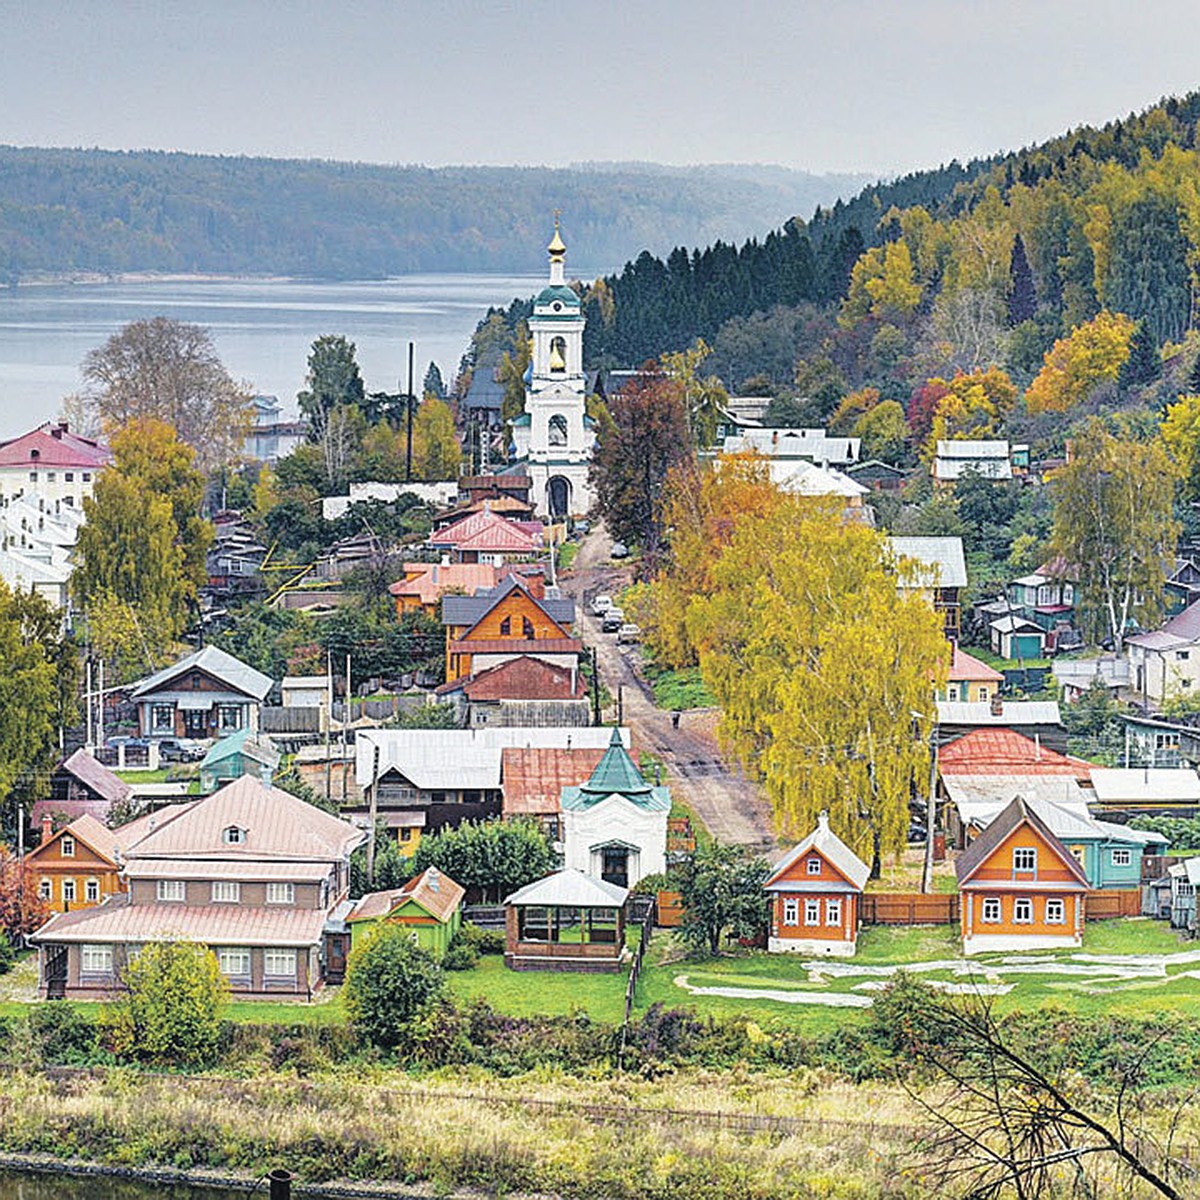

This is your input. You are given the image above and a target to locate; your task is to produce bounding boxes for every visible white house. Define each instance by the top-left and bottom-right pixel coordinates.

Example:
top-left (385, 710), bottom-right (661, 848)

top-left (1124, 601), bottom-right (1200, 707)
top-left (931, 439), bottom-right (1013, 486)
top-left (559, 728), bottom-right (669, 889)
top-left (720, 427), bottom-right (860, 469)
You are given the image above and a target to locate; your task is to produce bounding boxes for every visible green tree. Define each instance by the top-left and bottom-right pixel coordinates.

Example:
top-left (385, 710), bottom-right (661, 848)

top-left (343, 925), bottom-right (445, 1049)
top-left (81, 316), bottom-right (254, 472)
top-left (297, 335), bottom-right (366, 436)
top-left (103, 941), bottom-right (227, 1066)
top-left (852, 399), bottom-right (908, 464)
top-left (675, 842), bottom-right (771, 956)
top-left (661, 338), bottom-right (729, 448)
top-left (1007, 232), bottom-right (1038, 325)
top-left (412, 398), bottom-right (462, 480)
top-left (423, 361), bottom-right (446, 399)
top-left (408, 819), bottom-right (556, 903)
top-left (1118, 320), bottom-right (1162, 389)
top-left (1050, 418), bottom-right (1179, 650)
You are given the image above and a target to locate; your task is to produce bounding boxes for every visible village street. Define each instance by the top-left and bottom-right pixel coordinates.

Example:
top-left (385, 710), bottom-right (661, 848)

top-left (561, 527), bottom-right (778, 855)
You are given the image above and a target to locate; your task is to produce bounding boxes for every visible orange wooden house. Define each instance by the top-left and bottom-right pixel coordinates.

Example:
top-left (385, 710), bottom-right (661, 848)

top-left (955, 795), bottom-right (1089, 955)
top-left (388, 562), bottom-right (501, 618)
top-left (27, 813), bottom-right (124, 914)
top-left (440, 574), bottom-right (582, 684)
top-left (764, 813), bottom-right (870, 956)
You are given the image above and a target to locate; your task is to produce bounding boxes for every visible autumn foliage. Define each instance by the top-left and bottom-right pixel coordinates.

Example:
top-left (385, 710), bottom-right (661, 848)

top-left (1025, 311), bottom-right (1134, 414)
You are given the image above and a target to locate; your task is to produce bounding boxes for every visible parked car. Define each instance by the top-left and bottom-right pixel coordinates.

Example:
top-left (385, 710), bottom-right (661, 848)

top-left (617, 623), bottom-right (642, 644)
top-left (104, 735), bottom-right (149, 750)
top-left (574, 520), bottom-right (591, 536)
top-left (601, 609), bottom-right (625, 633)
top-left (610, 542), bottom-right (630, 559)
top-left (591, 594), bottom-right (614, 617)
top-left (158, 737), bottom-right (207, 763)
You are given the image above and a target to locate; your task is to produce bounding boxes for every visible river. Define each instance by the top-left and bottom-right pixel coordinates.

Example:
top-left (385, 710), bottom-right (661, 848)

top-left (0, 1167), bottom-right (250, 1199)
top-left (0, 272), bottom-right (601, 441)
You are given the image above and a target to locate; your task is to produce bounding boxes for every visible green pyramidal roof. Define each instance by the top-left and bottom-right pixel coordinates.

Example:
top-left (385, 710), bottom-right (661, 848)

top-left (580, 728), bottom-right (652, 797)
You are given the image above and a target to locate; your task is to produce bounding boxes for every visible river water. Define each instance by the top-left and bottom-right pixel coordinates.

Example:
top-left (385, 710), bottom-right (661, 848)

top-left (0, 1168), bottom-right (248, 1199)
top-left (0, 272), bottom-right (599, 440)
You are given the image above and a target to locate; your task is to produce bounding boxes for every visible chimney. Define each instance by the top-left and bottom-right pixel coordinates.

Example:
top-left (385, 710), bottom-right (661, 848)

top-left (990, 694), bottom-right (1003, 717)
top-left (817, 810), bottom-right (830, 832)
top-left (40, 813), bottom-right (52, 844)
top-left (427, 865), bottom-right (440, 892)
top-left (52, 423), bottom-right (66, 439)
top-left (525, 571), bottom-right (545, 600)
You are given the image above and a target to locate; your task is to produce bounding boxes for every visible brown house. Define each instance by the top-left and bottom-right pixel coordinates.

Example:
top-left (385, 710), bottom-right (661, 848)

top-left (26, 814), bottom-right (125, 915)
top-left (441, 574), bottom-right (581, 684)
top-left (31, 775), bottom-right (364, 1000)
top-left (438, 655), bottom-right (591, 727)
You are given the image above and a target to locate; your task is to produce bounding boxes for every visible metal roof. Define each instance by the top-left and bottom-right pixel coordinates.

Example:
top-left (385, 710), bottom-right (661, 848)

top-left (505, 868), bottom-right (629, 908)
top-left (955, 796), bottom-right (1089, 890)
top-left (888, 536), bottom-right (968, 588)
top-left (766, 814), bottom-right (871, 893)
top-left (1089, 769), bottom-right (1200, 805)
top-left (131, 645), bottom-right (272, 702)
top-left (937, 700), bottom-right (1062, 727)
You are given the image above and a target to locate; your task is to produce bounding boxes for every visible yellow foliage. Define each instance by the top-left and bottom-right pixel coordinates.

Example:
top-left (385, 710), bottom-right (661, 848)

top-left (1025, 311), bottom-right (1135, 414)
top-left (920, 367), bottom-right (1017, 457)
top-left (841, 241), bottom-right (922, 326)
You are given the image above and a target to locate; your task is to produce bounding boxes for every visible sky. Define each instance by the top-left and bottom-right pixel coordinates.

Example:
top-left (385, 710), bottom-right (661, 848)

top-left (2, 1), bottom-right (1198, 178)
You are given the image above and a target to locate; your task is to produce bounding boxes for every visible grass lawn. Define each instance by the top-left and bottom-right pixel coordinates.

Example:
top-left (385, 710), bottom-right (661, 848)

top-left (446, 952), bottom-right (629, 1022)
top-left (963, 644), bottom-right (1051, 671)
top-left (114, 766), bottom-right (199, 784)
top-left (644, 663), bottom-right (717, 711)
top-left (557, 541), bottom-right (580, 573)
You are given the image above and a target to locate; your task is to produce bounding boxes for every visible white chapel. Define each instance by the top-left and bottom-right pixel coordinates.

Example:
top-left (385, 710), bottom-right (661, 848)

top-left (512, 220), bottom-right (595, 518)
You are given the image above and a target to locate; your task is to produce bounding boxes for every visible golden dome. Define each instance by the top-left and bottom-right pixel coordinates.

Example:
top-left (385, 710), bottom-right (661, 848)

top-left (547, 212), bottom-right (566, 260)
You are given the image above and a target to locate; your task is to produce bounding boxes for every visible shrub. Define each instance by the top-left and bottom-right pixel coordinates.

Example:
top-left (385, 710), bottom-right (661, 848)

top-left (0, 936), bottom-right (13, 974)
top-left (441, 938), bottom-right (479, 971)
top-left (101, 941), bottom-right (228, 1066)
top-left (457, 921), bottom-right (504, 956)
top-left (27, 1002), bottom-right (98, 1064)
top-left (343, 925), bottom-right (445, 1049)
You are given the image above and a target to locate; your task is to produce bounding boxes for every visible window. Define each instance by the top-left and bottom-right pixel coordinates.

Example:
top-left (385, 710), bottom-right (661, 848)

top-left (217, 948), bottom-right (251, 977)
top-left (61, 879), bottom-right (76, 904)
top-left (1014, 898), bottom-right (1034, 924)
top-left (82, 472), bottom-right (91, 482)
top-left (263, 949), bottom-right (297, 978)
top-left (1178, 650), bottom-right (1191, 661)
top-left (266, 882), bottom-right (295, 905)
top-left (60, 836), bottom-right (75, 858)
top-left (499, 616), bottom-right (512, 635)
top-left (211, 881), bottom-right (240, 903)
top-left (151, 703), bottom-right (174, 732)
top-left (1112, 849), bottom-right (1132, 867)
top-left (28, 471), bottom-right (36, 482)
top-left (804, 899), bottom-right (820, 926)
top-left (1070, 846), bottom-right (1085, 865)
top-left (1180, 882), bottom-right (1196, 898)
top-left (1013, 847), bottom-right (1037, 873)
top-left (38, 878), bottom-right (51, 901)
top-left (978, 687), bottom-right (989, 702)
top-left (522, 616), bottom-right (535, 639)
top-left (399, 827), bottom-right (413, 843)
top-left (1045, 898), bottom-right (1065, 925)
top-left (65, 472), bottom-right (74, 482)
top-left (218, 704), bottom-right (242, 731)
top-left (982, 897), bottom-right (1002, 923)
top-left (431, 791), bottom-right (446, 804)
top-left (80, 945), bottom-right (113, 975)
top-left (826, 898), bottom-right (842, 927)
top-left (156, 879), bottom-right (185, 902)
top-left (222, 826), bottom-right (244, 845)
top-left (783, 897), bottom-right (798, 925)
top-left (806, 856), bottom-right (822, 876)
top-left (946, 685), bottom-right (959, 701)
top-left (85, 878), bottom-right (99, 903)
top-left (46, 472), bottom-right (55, 482)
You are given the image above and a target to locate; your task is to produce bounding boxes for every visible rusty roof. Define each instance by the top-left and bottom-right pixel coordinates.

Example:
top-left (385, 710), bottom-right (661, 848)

top-left (448, 637), bottom-right (583, 657)
top-left (457, 655), bottom-right (587, 701)
top-left (500, 746), bottom-right (607, 816)
top-left (939, 729), bottom-right (1090, 779)
top-left (347, 867), bottom-right (465, 925)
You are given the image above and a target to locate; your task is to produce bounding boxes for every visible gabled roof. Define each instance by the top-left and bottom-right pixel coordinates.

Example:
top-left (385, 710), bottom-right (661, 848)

top-left (447, 637), bottom-right (583, 658)
top-left (1089, 768), bottom-right (1200, 805)
top-left (561, 728), bottom-right (671, 813)
top-left (936, 700), bottom-right (1062, 728)
top-left (446, 655), bottom-right (588, 702)
top-left (939, 729), bottom-right (1088, 779)
top-left (109, 801), bottom-right (198, 859)
top-left (130, 645), bottom-right (273, 702)
top-left (388, 561), bottom-right (501, 605)
top-left (347, 867), bottom-right (465, 925)
top-left (947, 645), bottom-right (1004, 684)
top-left (764, 814), bottom-right (870, 893)
top-left (200, 729), bottom-right (280, 770)
top-left (31, 813), bottom-right (120, 866)
top-left (505, 868), bottom-right (629, 908)
top-left (428, 508), bottom-right (544, 555)
top-left (57, 749), bottom-right (132, 806)
top-left (441, 573), bottom-right (574, 634)
top-left (1126, 598), bottom-right (1200, 650)
top-left (888, 536), bottom-right (968, 588)
top-left (0, 422), bottom-right (111, 470)
top-left (955, 795), bottom-right (1089, 889)
top-left (500, 747), bottom-right (606, 816)
top-left (128, 775), bottom-right (363, 862)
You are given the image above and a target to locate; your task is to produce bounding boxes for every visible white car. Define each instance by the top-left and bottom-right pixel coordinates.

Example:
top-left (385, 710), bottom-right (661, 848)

top-left (601, 609), bottom-right (625, 632)
top-left (617, 623), bottom-right (642, 644)
top-left (591, 594), bottom-right (614, 617)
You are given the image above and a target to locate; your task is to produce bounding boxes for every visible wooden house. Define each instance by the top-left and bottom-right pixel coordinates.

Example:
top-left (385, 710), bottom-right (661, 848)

top-left (499, 745), bottom-right (605, 840)
top-left (345, 866), bottom-right (464, 957)
top-left (1168, 858), bottom-right (1198, 932)
top-left (955, 796), bottom-right (1090, 954)
top-left (441, 573), bottom-right (581, 684)
top-left (504, 868), bottom-right (628, 972)
top-left (388, 561), bottom-right (501, 618)
top-left (942, 645), bottom-right (1004, 705)
top-left (27, 813), bottom-right (124, 914)
top-left (436, 654), bottom-right (590, 727)
top-left (427, 507), bottom-right (544, 565)
top-left (32, 749), bottom-right (132, 829)
top-left (764, 813), bottom-right (870, 956)
top-left (888, 536), bottom-right (968, 641)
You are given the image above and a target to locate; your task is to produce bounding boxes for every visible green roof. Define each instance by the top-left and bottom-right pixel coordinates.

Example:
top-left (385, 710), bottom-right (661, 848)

top-left (560, 729), bottom-right (671, 812)
top-left (535, 284), bottom-right (581, 309)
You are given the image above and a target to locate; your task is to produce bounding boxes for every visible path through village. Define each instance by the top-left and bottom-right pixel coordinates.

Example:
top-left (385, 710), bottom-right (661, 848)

top-left (560, 527), bottom-right (777, 856)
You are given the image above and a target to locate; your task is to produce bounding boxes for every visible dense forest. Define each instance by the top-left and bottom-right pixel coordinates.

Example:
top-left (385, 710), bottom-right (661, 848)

top-left (0, 147), bottom-right (869, 282)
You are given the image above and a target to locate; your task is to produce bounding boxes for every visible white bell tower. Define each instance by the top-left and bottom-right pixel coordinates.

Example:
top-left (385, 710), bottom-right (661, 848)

top-left (519, 218), bottom-right (594, 519)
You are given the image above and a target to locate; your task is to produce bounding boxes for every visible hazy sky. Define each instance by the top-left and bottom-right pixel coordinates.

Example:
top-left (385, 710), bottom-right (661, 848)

top-left (2, 1), bottom-right (1198, 177)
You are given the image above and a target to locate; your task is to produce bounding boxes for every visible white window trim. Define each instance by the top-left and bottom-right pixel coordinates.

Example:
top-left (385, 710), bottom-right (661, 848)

top-left (825, 898), bottom-right (842, 927)
top-left (80, 944), bottom-right (113, 975)
top-left (981, 897), bottom-right (1002, 924)
top-left (38, 878), bottom-right (52, 901)
top-left (1013, 847), bottom-right (1037, 873)
top-left (211, 880), bottom-right (240, 904)
top-left (1045, 898), bottom-right (1065, 925)
top-left (782, 897), bottom-right (798, 925)
top-left (217, 947), bottom-right (252, 977)
top-left (804, 899), bottom-right (820, 926)
top-left (85, 878), bottom-right (99, 903)
top-left (60, 836), bottom-right (75, 858)
top-left (805, 856), bottom-right (822, 876)
top-left (61, 879), bottom-right (76, 903)
top-left (265, 882), bottom-right (295, 905)
top-left (263, 948), bottom-right (297, 978)
top-left (1013, 898), bottom-right (1034, 925)
top-left (156, 879), bottom-right (185, 902)
top-left (1111, 849), bottom-right (1131, 867)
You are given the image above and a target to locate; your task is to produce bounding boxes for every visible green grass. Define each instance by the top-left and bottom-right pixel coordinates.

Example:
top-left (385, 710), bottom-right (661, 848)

top-left (114, 766), bottom-right (199, 784)
top-left (557, 541), bottom-right (580, 573)
top-left (643, 663), bottom-right (717, 711)
top-left (962, 644), bottom-right (1051, 671)
top-left (445, 952), bottom-right (629, 1022)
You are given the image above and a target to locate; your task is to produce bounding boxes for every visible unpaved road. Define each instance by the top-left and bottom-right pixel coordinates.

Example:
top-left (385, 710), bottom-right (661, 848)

top-left (560, 526), bottom-right (777, 854)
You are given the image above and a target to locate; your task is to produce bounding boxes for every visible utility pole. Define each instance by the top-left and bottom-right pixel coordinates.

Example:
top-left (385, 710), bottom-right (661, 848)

top-left (97, 658), bottom-right (104, 750)
top-left (366, 739), bottom-right (380, 885)
top-left (921, 720), bottom-right (939, 895)
top-left (324, 650), bottom-right (333, 802)
top-left (591, 647), bottom-right (601, 726)
top-left (85, 660), bottom-right (93, 749)
top-left (342, 653), bottom-right (351, 803)
top-left (404, 340), bottom-right (415, 482)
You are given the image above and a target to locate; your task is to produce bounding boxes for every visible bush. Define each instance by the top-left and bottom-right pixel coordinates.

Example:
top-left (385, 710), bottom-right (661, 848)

top-left (457, 921), bottom-right (505, 956)
top-left (101, 941), bottom-right (228, 1067)
top-left (441, 938), bottom-right (479, 971)
top-left (343, 925), bottom-right (445, 1049)
top-left (0, 937), bottom-right (13, 974)
top-left (27, 1002), bottom-right (98, 1064)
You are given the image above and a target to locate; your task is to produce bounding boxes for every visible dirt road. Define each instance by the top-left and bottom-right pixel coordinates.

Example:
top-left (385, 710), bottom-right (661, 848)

top-left (561, 527), bottom-right (777, 855)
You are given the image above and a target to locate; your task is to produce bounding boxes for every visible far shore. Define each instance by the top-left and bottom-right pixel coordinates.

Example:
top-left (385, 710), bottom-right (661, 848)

top-left (7, 271), bottom-right (299, 289)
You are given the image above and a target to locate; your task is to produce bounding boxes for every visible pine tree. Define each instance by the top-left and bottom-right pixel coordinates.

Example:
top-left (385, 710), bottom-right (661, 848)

top-left (1118, 320), bottom-right (1161, 390)
top-left (1189, 352), bottom-right (1200, 394)
top-left (422, 361), bottom-right (446, 400)
top-left (1007, 233), bottom-right (1038, 326)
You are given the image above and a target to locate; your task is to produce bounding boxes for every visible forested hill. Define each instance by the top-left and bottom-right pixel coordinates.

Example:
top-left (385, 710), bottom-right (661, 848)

top-left (577, 90), bottom-right (1200, 373)
top-left (0, 147), bottom-right (871, 282)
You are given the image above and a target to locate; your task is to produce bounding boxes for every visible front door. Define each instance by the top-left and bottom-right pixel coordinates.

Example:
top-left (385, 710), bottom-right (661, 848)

top-left (324, 933), bottom-right (350, 984)
top-left (183, 709), bottom-right (209, 738)
top-left (44, 946), bottom-right (68, 1000)
top-left (601, 847), bottom-right (629, 889)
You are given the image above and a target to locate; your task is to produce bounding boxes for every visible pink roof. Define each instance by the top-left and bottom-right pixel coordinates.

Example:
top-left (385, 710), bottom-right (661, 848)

top-left (430, 508), bottom-right (544, 555)
top-left (388, 561), bottom-right (501, 605)
top-left (0, 423), bottom-right (111, 470)
top-left (347, 867), bottom-right (465, 925)
top-left (939, 729), bottom-right (1091, 779)
top-left (947, 645), bottom-right (1004, 684)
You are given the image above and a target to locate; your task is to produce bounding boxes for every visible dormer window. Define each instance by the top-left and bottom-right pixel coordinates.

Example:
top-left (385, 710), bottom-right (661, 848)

top-left (223, 826), bottom-right (245, 845)
top-left (60, 836), bottom-right (75, 858)
top-left (806, 856), bottom-right (821, 876)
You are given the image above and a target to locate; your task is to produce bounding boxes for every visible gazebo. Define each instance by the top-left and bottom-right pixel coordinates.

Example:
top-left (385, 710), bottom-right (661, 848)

top-left (503, 868), bottom-right (629, 972)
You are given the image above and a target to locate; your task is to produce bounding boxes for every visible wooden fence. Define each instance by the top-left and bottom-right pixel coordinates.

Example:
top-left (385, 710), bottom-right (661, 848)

top-left (860, 893), bottom-right (959, 926)
top-left (619, 909), bottom-right (655, 1061)
top-left (1083, 889), bottom-right (1142, 920)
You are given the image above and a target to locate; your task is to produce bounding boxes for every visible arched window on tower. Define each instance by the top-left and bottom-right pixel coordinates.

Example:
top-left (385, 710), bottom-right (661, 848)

top-left (548, 414), bottom-right (568, 446)
top-left (549, 336), bottom-right (567, 373)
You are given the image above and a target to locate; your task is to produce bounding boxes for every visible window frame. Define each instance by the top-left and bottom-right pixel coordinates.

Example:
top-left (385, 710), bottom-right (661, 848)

top-left (38, 878), bottom-right (52, 902)
top-left (263, 948), bottom-right (297, 978)
top-left (804, 899), bottom-right (820, 926)
top-left (60, 835), bottom-right (75, 858)
top-left (805, 856), bottom-right (822, 876)
top-left (981, 897), bottom-right (1002, 924)
top-left (782, 897), bottom-right (798, 925)
top-left (265, 882), bottom-right (295, 906)
top-left (85, 878), bottom-right (99, 903)
top-left (1045, 898), bottom-right (1065, 925)
top-left (1111, 848), bottom-right (1132, 867)
top-left (1012, 847), bottom-right (1037, 873)
top-left (156, 879), bottom-right (185, 902)
top-left (1013, 897), bottom-right (1034, 924)
top-left (211, 880), bottom-right (241, 904)
top-left (217, 947), bottom-right (252, 978)
top-left (61, 878), bottom-right (76, 904)
top-left (80, 944), bottom-right (113, 975)
top-left (825, 898), bottom-right (842, 927)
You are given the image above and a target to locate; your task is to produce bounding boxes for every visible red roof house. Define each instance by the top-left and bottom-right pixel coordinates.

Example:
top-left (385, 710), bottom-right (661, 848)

top-left (938, 729), bottom-right (1092, 781)
top-left (428, 507), bottom-right (545, 563)
top-left (0, 422), bottom-right (111, 471)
